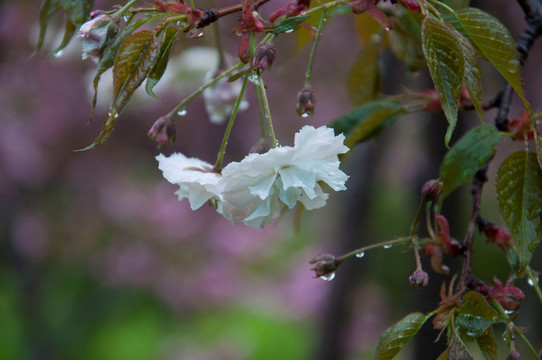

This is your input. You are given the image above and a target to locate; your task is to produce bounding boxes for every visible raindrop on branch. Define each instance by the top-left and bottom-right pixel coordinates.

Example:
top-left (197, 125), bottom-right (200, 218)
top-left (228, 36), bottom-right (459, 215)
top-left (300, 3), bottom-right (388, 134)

top-left (355, 251), bottom-right (365, 258)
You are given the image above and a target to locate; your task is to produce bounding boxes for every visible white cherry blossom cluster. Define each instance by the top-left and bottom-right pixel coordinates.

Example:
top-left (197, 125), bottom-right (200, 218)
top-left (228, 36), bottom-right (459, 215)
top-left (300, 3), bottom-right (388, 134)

top-left (156, 125), bottom-right (349, 228)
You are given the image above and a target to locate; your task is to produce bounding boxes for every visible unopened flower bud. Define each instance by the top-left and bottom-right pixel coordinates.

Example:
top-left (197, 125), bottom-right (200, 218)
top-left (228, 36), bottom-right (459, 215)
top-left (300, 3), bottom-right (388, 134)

top-left (309, 254), bottom-right (341, 279)
top-left (147, 116), bottom-right (176, 145)
top-left (251, 43), bottom-right (276, 72)
top-left (506, 350), bottom-right (521, 360)
top-left (409, 270), bottom-right (429, 288)
top-left (78, 13), bottom-right (119, 63)
top-left (238, 33), bottom-right (251, 64)
top-left (296, 86), bottom-right (316, 117)
top-left (421, 179), bottom-right (443, 202)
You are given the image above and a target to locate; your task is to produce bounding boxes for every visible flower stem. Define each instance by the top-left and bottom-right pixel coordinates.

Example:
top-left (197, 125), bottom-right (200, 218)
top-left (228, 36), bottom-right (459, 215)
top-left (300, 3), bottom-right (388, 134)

top-left (339, 236), bottom-right (413, 262)
top-left (304, 8), bottom-right (327, 86)
top-left (257, 75), bottom-right (277, 147)
top-left (214, 75), bottom-right (250, 171)
top-left (515, 329), bottom-right (540, 359)
top-left (166, 62), bottom-right (244, 119)
top-left (254, 82), bottom-right (267, 140)
top-left (301, 1), bottom-right (345, 16)
top-left (115, 0), bottom-right (139, 17)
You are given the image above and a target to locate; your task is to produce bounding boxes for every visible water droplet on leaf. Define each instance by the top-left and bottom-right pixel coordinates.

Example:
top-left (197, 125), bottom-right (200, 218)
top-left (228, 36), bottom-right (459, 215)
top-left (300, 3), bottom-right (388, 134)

top-left (320, 272), bottom-right (335, 281)
top-left (285, 29), bottom-right (294, 34)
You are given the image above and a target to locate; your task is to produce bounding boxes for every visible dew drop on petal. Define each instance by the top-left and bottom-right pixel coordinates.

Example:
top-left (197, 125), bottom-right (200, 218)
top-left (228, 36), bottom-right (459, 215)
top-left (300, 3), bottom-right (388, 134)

top-left (355, 251), bottom-right (365, 258)
top-left (383, 244), bottom-right (392, 249)
top-left (320, 272), bottom-right (335, 281)
top-left (177, 109), bottom-right (187, 116)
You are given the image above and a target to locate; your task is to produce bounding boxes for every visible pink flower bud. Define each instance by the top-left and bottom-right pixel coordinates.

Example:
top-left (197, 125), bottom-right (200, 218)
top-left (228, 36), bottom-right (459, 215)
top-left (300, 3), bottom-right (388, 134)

top-left (238, 33), bottom-right (251, 64)
top-left (409, 270), bottom-right (429, 288)
top-left (147, 116), bottom-right (176, 145)
top-left (252, 43), bottom-right (276, 72)
top-left (78, 13), bottom-right (119, 64)
top-left (421, 179), bottom-right (443, 202)
top-left (296, 86), bottom-right (316, 117)
top-left (309, 254), bottom-right (341, 279)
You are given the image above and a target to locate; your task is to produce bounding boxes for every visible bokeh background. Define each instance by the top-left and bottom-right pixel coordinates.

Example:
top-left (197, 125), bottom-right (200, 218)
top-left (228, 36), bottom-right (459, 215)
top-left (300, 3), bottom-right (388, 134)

top-left (1, 0), bottom-right (541, 359)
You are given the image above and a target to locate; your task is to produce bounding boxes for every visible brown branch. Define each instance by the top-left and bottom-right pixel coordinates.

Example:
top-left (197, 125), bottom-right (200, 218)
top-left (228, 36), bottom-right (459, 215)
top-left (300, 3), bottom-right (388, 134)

top-left (458, 162), bottom-right (490, 291)
top-left (495, 0), bottom-right (542, 129)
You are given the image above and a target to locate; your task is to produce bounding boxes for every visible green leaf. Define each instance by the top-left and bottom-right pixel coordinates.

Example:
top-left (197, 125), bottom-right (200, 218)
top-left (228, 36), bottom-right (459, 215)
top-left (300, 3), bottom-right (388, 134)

top-left (448, 332), bottom-right (474, 360)
top-left (455, 292), bottom-right (501, 340)
top-left (496, 151), bottom-right (542, 270)
top-left (454, 27), bottom-right (483, 120)
top-left (35, 0), bottom-right (61, 53)
top-left (422, 17), bottom-right (465, 146)
top-left (376, 312), bottom-right (428, 360)
top-left (88, 23), bottom-right (138, 123)
top-left (81, 30), bottom-right (158, 150)
top-left (273, 15), bottom-right (310, 35)
top-left (330, 100), bottom-right (405, 148)
top-left (146, 26), bottom-right (178, 98)
top-left (440, 0), bottom-right (470, 10)
top-left (439, 126), bottom-right (501, 199)
top-left (59, 0), bottom-right (93, 26)
top-left (388, 10), bottom-right (426, 68)
top-left (34, 0), bottom-right (93, 54)
top-left (476, 327), bottom-right (497, 360)
top-left (347, 41), bottom-right (381, 106)
top-left (450, 8), bottom-right (531, 113)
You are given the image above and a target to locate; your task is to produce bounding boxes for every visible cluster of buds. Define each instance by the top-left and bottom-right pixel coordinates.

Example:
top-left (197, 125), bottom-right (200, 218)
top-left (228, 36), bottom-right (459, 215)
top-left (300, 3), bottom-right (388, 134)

top-left (504, 110), bottom-right (539, 140)
top-left (155, 0), bottom-right (218, 33)
top-left (346, 0), bottom-right (392, 30)
top-left (476, 217), bottom-right (514, 251)
top-left (469, 276), bottom-right (525, 312)
top-left (269, 0), bottom-right (310, 22)
top-left (422, 215), bottom-right (462, 274)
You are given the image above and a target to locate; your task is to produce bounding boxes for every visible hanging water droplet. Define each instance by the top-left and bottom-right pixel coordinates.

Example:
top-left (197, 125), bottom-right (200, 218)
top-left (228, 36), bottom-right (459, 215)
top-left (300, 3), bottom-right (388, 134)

top-left (528, 278), bottom-right (535, 286)
top-left (248, 74), bottom-right (259, 84)
top-left (177, 109), bottom-right (187, 116)
top-left (355, 251), bottom-right (365, 258)
top-left (505, 310), bottom-right (515, 315)
top-left (285, 29), bottom-right (294, 34)
top-left (122, 15), bottom-right (129, 22)
top-left (320, 272), bottom-right (335, 281)
top-left (508, 59), bottom-right (520, 72)
top-left (383, 244), bottom-right (392, 249)
top-left (384, 26), bottom-right (391, 31)
top-left (370, 34), bottom-right (381, 43)
top-left (301, 112), bottom-right (309, 118)
top-left (53, 49), bottom-right (64, 58)
top-left (185, 28), bottom-right (204, 39)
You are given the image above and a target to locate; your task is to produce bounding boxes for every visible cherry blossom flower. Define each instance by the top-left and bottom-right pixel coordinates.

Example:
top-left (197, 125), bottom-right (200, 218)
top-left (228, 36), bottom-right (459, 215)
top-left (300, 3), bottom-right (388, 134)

top-left (78, 13), bottom-right (119, 63)
top-left (156, 153), bottom-right (221, 210)
top-left (219, 125), bottom-right (349, 228)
